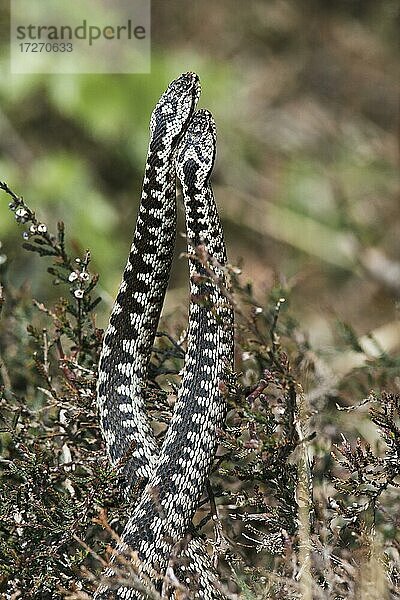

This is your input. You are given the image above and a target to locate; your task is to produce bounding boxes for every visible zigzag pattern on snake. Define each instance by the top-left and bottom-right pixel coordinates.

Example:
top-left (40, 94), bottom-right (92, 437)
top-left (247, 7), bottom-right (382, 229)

top-left (96, 74), bottom-right (234, 599)
top-left (97, 73), bottom-right (200, 491)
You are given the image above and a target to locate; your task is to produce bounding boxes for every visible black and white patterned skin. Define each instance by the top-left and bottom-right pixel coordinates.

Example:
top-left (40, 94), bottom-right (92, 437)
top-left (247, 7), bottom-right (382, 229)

top-left (95, 80), bottom-right (233, 599)
top-left (97, 73), bottom-right (200, 491)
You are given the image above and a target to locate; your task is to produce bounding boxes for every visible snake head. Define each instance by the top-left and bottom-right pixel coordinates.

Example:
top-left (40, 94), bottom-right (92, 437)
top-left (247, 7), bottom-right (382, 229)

top-left (149, 72), bottom-right (201, 149)
top-left (176, 109), bottom-right (217, 188)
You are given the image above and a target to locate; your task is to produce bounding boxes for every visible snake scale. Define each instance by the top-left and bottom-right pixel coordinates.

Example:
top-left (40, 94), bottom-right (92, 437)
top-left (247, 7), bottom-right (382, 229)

top-left (96, 73), bottom-right (234, 599)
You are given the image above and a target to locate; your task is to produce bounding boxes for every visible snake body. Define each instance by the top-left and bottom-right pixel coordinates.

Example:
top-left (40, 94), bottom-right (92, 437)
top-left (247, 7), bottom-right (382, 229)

top-left (97, 73), bottom-right (200, 491)
top-left (96, 76), bottom-right (233, 599)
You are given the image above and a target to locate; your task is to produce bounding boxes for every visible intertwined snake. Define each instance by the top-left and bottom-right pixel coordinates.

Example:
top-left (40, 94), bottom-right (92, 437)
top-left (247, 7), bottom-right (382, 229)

top-left (96, 73), bottom-right (234, 599)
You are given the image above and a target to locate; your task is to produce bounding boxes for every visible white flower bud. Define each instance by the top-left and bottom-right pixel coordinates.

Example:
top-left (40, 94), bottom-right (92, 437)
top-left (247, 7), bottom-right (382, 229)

top-left (15, 208), bottom-right (28, 218)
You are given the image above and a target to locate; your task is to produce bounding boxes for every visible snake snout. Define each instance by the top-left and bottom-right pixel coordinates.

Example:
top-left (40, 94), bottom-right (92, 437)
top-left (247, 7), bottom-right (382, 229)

top-left (169, 71), bottom-right (200, 97)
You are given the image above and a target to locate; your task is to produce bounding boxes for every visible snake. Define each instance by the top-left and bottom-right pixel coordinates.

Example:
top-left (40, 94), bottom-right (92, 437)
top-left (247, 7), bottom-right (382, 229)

top-left (95, 75), bottom-right (234, 599)
top-left (97, 72), bottom-right (200, 491)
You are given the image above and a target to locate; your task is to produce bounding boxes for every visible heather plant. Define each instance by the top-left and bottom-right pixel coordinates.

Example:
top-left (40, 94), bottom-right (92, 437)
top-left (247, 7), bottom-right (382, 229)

top-left (0, 182), bottom-right (399, 599)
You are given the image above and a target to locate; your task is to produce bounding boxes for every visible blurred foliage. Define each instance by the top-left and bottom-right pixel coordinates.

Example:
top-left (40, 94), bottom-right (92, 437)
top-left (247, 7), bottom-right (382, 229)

top-left (0, 1), bottom-right (398, 330)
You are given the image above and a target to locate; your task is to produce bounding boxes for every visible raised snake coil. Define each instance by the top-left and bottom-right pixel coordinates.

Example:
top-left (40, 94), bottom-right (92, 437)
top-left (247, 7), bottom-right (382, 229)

top-left (96, 74), bottom-right (234, 599)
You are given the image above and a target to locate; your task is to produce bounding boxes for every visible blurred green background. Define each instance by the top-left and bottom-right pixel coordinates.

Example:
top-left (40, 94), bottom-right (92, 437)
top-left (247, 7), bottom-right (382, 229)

top-left (0, 0), bottom-right (399, 361)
